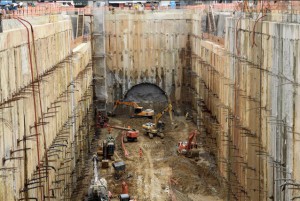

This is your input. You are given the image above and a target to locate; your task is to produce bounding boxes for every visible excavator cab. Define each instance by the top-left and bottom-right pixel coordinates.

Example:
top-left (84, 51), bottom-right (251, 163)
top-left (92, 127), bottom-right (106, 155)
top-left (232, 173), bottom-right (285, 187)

top-left (177, 130), bottom-right (199, 158)
top-left (156, 120), bottom-right (165, 131)
top-left (134, 107), bottom-right (143, 113)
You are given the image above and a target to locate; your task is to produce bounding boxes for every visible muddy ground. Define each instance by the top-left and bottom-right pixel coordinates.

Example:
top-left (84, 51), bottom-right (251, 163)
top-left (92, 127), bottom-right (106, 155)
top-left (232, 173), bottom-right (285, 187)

top-left (92, 113), bottom-right (225, 201)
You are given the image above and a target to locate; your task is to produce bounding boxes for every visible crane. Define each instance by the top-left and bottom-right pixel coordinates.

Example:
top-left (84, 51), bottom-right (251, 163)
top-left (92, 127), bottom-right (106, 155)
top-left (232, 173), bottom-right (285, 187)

top-left (177, 130), bottom-right (199, 158)
top-left (142, 103), bottom-right (175, 139)
top-left (108, 100), bottom-right (154, 118)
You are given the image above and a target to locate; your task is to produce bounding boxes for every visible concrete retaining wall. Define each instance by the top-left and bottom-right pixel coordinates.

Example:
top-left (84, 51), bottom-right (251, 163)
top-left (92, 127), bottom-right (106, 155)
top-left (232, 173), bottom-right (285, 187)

top-left (190, 12), bottom-right (300, 201)
top-left (0, 16), bottom-right (93, 201)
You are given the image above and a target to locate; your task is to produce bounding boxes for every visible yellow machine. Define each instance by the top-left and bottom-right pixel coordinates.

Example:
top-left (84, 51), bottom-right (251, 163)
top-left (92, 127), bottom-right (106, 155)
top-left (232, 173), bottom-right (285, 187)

top-left (142, 103), bottom-right (175, 139)
top-left (109, 100), bottom-right (154, 118)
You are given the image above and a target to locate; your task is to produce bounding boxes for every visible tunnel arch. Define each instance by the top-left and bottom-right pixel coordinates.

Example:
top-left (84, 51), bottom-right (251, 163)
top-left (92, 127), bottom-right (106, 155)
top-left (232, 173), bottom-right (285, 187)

top-left (123, 83), bottom-right (168, 103)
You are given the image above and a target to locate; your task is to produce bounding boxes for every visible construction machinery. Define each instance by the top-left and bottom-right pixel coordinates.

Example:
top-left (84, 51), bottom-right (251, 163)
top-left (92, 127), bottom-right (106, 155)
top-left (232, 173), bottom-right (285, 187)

top-left (142, 103), bottom-right (175, 139)
top-left (177, 130), bottom-right (199, 158)
top-left (98, 135), bottom-right (115, 165)
top-left (88, 155), bottom-right (111, 201)
top-left (109, 125), bottom-right (139, 142)
top-left (108, 100), bottom-right (154, 118)
top-left (112, 161), bottom-right (126, 180)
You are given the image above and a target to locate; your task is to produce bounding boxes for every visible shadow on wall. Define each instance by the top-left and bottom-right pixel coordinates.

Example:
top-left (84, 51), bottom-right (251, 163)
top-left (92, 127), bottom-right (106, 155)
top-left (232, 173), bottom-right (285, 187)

top-left (123, 83), bottom-right (168, 103)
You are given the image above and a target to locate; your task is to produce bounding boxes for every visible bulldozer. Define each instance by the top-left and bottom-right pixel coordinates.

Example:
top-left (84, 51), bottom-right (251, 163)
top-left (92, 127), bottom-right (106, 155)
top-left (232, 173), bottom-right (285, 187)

top-left (142, 103), bottom-right (176, 139)
top-left (177, 130), bottom-right (199, 158)
top-left (108, 100), bottom-right (154, 118)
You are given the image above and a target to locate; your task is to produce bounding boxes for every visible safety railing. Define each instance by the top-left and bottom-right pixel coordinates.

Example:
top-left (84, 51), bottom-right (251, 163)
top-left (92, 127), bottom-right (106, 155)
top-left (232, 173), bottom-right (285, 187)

top-left (1, 4), bottom-right (95, 18)
top-left (1, 2), bottom-right (300, 19)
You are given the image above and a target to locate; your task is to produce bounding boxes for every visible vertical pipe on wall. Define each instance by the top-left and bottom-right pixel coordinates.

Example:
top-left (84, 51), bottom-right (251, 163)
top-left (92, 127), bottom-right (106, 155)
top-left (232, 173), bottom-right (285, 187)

top-left (17, 17), bottom-right (51, 201)
top-left (70, 57), bottom-right (77, 192)
top-left (258, 16), bottom-right (262, 201)
top-left (23, 115), bottom-right (28, 201)
top-left (14, 18), bottom-right (43, 200)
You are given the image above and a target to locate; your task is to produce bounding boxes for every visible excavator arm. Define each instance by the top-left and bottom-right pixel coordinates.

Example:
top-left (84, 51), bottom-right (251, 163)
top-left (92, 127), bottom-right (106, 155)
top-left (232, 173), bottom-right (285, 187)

top-left (114, 100), bottom-right (140, 108)
top-left (154, 103), bottom-right (173, 127)
top-left (110, 100), bottom-right (143, 115)
top-left (187, 130), bottom-right (197, 150)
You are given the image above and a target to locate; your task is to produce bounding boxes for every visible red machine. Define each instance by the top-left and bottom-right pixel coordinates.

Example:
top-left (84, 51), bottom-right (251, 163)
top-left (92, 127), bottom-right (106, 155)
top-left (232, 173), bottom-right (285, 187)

top-left (177, 130), bottom-right (199, 157)
top-left (96, 111), bottom-right (109, 128)
top-left (122, 129), bottom-right (139, 142)
top-left (122, 181), bottom-right (128, 194)
top-left (110, 125), bottom-right (139, 142)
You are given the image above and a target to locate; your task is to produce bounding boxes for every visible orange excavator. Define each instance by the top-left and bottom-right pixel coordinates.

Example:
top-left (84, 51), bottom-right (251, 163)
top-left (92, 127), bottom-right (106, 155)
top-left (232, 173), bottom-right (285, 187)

top-left (177, 130), bottom-right (199, 158)
top-left (108, 100), bottom-right (154, 118)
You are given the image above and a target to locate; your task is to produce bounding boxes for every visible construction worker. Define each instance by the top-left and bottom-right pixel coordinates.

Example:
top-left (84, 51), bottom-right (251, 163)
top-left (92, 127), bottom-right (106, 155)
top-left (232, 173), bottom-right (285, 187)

top-left (108, 191), bottom-right (112, 199)
top-left (139, 147), bottom-right (143, 159)
top-left (122, 181), bottom-right (128, 194)
top-left (151, 3), bottom-right (155, 11)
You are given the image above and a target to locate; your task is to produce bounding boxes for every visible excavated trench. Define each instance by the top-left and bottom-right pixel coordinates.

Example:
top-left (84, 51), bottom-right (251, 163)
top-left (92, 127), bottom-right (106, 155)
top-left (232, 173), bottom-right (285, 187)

top-left (76, 83), bottom-right (224, 201)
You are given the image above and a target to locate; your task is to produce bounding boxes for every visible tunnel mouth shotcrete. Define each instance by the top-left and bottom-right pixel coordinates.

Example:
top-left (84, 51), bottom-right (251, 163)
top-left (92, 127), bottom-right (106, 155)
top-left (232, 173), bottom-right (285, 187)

top-left (123, 83), bottom-right (168, 103)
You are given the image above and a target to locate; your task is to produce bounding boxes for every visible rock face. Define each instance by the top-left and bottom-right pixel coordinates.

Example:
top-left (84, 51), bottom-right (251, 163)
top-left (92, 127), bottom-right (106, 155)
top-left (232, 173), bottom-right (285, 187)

top-left (124, 83), bottom-right (168, 103)
top-left (105, 11), bottom-right (192, 107)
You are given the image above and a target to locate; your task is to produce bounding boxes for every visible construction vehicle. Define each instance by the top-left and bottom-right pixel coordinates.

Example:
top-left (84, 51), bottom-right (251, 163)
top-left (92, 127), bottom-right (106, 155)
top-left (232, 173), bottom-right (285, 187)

top-left (98, 135), bottom-right (115, 163)
top-left (142, 103), bottom-right (175, 139)
top-left (109, 100), bottom-right (154, 118)
top-left (109, 125), bottom-right (139, 142)
top-left (88, 155), bottom-right (111, 201)
top-left (112, 161), bottom-right (126, 180)
top-left (177, 130), bottom-right (199, 158)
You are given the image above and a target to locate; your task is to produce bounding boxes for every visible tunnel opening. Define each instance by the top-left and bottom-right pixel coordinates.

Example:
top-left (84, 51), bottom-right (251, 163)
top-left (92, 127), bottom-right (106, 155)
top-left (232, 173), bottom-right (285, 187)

top-left (109, 83), bottom-right (170, 117)
top-left (123, 83), bottom-right (168, 103)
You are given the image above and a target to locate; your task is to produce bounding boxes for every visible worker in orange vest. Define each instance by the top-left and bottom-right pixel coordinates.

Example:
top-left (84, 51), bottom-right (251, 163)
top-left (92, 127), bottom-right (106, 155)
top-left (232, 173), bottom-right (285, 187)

top-left (122, 181), bottom-right (128, 194)
top-left (139, 147), bottom-right (143, 159)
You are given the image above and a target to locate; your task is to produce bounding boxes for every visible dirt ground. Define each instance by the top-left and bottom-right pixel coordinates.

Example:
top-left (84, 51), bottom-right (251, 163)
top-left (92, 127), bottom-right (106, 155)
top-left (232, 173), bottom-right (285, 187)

top-left (95, 114), bottom-right (224, 201)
